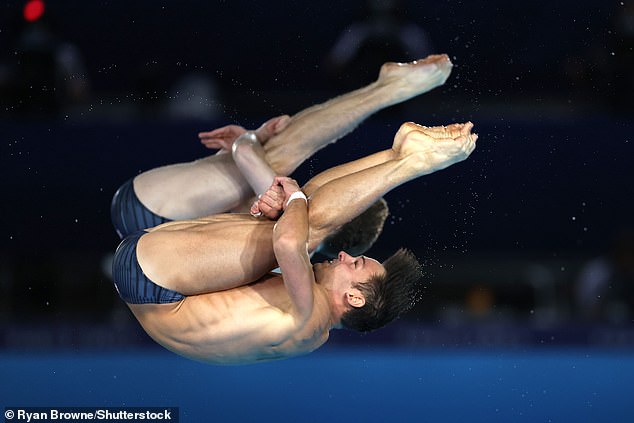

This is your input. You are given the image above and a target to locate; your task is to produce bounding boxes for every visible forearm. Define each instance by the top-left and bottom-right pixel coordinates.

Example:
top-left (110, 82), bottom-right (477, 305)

top-left (273, 196), bottom-right (314, 320)
top-left (273, 195), bottom-right (309, 247)
top-left (232, 132), bottom-right (277, 196)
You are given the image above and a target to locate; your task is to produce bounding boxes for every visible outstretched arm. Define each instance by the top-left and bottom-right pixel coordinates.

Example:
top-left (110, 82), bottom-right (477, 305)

top-left (272, 177), bottom-right (315, 324)
top-left (199, 116), bottom-right (291, 219)
top-left (198, 115), bottom-right (290, 153)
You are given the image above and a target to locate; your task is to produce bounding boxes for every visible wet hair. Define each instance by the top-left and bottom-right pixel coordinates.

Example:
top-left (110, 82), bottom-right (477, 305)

top-left (318, 198), bottom-right (389, 258)
top-left (340, 248), bottom-right (424, 333)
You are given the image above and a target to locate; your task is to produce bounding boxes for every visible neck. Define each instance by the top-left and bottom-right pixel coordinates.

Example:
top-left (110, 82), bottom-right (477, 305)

top-left (316, 284), bottom-right (347, 329)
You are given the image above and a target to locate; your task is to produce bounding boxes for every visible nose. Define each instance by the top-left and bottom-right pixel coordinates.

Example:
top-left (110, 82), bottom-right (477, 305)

top-left (338, 251), bottom-right (352, 262)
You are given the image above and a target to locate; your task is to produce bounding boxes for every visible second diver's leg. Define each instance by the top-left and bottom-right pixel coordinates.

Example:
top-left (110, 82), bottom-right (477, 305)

top-left (304, 122), bottom-right (477, 252)
top-left (133, 154), bottom-right (252, 220)
top-left (133, 117), bottom-right (287, 221)
top-left (262, 55), bottom-right (453, 176)
top-left (133, 54), bottom-right (452, 221)
top-left (209, 54), bottom-right (455, 214)
top-left (300, 123), bottom-right (469, 196)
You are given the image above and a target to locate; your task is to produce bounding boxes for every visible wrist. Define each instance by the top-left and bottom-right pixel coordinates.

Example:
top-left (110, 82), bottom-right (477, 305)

top-left (231, 132), bottom-right (258, 155)
top-left (285, 191), bottom-right (307, 208)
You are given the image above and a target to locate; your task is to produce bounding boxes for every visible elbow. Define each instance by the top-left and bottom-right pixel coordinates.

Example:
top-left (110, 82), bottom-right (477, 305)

top-left (273, 233), bottom-right (305, 255)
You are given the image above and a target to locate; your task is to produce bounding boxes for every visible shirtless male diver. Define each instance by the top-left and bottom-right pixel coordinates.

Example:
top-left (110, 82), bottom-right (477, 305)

top-left (111, 120), bottom-right (478, 364)
top-left (111, 54), bottom-right (453, 256)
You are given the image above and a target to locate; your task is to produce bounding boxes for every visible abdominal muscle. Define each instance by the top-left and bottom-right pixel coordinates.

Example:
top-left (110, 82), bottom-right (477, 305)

top-left (127, 275), bottom-right (330, 365)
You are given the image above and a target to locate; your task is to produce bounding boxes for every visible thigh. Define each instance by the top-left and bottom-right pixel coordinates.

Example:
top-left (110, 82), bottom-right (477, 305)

top-left (137, 218), bottom-right (278, 296)
top-left (133, 154), bottom-right (253, 220)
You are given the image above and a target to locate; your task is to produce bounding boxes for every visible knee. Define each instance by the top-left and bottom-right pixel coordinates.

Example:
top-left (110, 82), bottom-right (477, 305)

top-left (307, 204), bottom-right (337, 245)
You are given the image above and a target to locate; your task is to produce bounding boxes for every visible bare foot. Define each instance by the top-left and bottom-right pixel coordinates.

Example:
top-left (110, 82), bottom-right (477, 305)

top-left (395, 121), bottom-right (477, 174)
top-left (393, 121), bottom-right (472, 151)
top-left (377, 54), bottom-right (453, 104)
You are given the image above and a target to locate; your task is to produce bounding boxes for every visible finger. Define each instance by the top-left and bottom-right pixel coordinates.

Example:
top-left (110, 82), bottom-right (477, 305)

top-left (273, 176), bottom-right (294, 190)
top-left (258, 201), bottom-right (275, 216)
top-left (264, 184), bottom-right (281, 197)
top-left (261, 191), bottom-right (284, 210)
top-left (263, 209), bottom-right (282, 220)
top-left (258, 186), bottom-right (284, 204)
top-left (281, 182), bottom-right (300, 195)
top-left (273, 176), bottom-right (291, 184)
top-left (200, 139), bottom-right (223, 149)
top-left (201, 138), bottom-right (232, 150)
top-left (271, 185), bottom-right (286, 201)
top-left (218, 139), bottom-right (233, 150)
top-left (279, 177), bottom-right (299, 188)
top-left (250, 200), bottom-right (262, 217)
top-left (265, 180), bottom-right (281, 193)
top-left (259, 192), bottom-right (277, 208)
top-left (199, 125), bottom-right (244, 139)
top-left (199, 129), bottom-right (229, 139)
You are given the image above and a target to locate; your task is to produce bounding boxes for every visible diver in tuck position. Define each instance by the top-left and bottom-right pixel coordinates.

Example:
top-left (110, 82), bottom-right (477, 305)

top-left (111, 119), bottom-right (477, 364)
top-left (111, 54), bottom-right (453, 257)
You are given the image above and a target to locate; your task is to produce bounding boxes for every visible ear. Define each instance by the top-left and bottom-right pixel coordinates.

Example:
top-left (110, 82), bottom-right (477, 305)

top-left (345, 288), bottom-right (366, 308)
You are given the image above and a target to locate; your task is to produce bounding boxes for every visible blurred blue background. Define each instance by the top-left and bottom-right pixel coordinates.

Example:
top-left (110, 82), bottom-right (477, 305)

top-left (1, 0), bottom-right (633, 421)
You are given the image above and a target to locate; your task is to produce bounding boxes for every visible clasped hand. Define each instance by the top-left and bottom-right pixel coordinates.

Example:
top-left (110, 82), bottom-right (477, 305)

top-left (250, 177), bottom-right (302, 220)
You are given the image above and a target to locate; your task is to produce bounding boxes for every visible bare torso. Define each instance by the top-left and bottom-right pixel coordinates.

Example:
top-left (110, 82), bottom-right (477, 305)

top-left (129, 214), bottom-right (332, 365)
top-left (128, 277), bottom-right (331, 364)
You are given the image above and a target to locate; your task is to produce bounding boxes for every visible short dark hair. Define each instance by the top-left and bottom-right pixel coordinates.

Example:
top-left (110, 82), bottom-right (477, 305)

top-left (318, 198), bottom-right (389, 258)
top-left (340, 248), bottom-right (424, 333)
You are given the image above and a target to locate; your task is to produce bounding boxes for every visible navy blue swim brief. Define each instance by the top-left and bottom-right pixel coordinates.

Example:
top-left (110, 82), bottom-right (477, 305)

top-left (111, 178), bottom-right (171, 239)
top-left (112, 230), bottom-right (185, 304)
